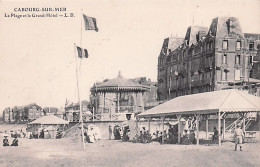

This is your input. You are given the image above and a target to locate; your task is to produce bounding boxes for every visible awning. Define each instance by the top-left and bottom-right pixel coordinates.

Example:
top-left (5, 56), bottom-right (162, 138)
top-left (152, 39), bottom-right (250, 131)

top-left (137, 89), bottom-right (260, 118)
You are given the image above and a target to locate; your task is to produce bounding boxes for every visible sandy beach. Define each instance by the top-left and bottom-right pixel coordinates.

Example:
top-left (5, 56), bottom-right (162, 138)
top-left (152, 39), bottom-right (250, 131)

top-left (0, 136), bottom-right (259, 167)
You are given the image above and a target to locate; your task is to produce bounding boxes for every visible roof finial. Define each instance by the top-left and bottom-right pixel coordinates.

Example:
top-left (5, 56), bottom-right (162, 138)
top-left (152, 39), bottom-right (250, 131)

top-left (118, 70), bottom-right (122, 77)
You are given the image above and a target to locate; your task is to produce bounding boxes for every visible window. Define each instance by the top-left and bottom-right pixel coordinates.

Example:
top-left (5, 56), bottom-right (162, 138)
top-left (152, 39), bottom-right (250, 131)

top-left (223, 54), bottom-right (227, 64)
top-left (164, 47), bottom-right (167, 54)
top-left (199, 73), bottom-right (203, 81)
top-left (236, 41), bottom-right (241, 50)
top-left (222, 70), bottom-right (227, 81)
top-left (209, 42), bottom-right (213, 50)
top-left (249, 42), bottom-right (254, 51)
top-left (223, 40), bottom-right (228, 50)
top-left (235, 55), bottom-right (241, 65)
top-left (249, 56), bottom-right (253, 64)
top-left (235, 70), bottom-right (241, 81)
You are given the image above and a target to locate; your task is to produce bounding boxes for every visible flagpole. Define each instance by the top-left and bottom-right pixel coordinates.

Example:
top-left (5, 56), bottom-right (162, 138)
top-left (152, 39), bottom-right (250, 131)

top-left (80, 9), bottom-right (83, 47)
top-left (74, 43), bottom-right (85, 150)
top-left (79, 9), bottom-right (83, 70)
top-left (78, 9), bottom-right (85, 149)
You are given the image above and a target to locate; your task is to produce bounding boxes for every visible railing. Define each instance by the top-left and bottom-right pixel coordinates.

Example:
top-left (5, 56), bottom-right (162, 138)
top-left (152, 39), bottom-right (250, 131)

top-left (225, 115), bottom-right (256, 134)
top-left (225, 116), bottom-right (242, 133)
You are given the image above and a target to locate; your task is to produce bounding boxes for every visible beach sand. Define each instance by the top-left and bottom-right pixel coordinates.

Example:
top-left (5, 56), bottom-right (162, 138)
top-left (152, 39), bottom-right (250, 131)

top-left (0, 136), bottom-right (259, 167)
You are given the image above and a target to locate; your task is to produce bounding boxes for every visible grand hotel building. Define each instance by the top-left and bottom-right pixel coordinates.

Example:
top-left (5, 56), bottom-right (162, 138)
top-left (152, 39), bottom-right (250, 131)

top-left (157, 17), bottom-right (260, 101)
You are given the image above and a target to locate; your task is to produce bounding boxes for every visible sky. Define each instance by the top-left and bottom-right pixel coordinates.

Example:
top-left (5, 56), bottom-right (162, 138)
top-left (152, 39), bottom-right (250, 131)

top-left (0, 0), bottom-right (260, 112)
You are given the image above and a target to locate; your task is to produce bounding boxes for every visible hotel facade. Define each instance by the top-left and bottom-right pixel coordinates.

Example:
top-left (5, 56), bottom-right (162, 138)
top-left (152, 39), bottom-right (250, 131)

top-left (157, 17), bottom-right (260, 101)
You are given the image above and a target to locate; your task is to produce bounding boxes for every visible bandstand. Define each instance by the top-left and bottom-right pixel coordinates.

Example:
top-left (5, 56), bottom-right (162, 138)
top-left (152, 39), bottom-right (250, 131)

top-left (90, 73), bottom-right (150, 121)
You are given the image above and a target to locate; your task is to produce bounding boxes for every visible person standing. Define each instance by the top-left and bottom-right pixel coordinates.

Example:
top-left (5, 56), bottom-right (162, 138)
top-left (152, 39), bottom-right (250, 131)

top-left (234, 124), bottom-right (244, 151)
top-left (109, 125), bottom-right (113, 140)
top-left (88, 127), bottom-right (95, 143)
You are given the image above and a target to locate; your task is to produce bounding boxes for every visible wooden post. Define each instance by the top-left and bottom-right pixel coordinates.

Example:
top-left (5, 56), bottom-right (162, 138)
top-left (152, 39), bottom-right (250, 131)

top-left (206, 115), bottom-right (209, 139)
top-left (142, 92), bottom-right (144, 112)
top-left (218, 111), bottom-right (221, 146)
top-left (92, 107), bottom-right (95, 122)
top-left (101, 92), bottom-right (104, 121)
top-left (54, 124), bottom-right (57, 139)
top-left (38, 124), bottom-right (41, 139)
top-left (195, 114), bottom-right (200, 145)
top-left (148, 118), bottom-right (151, 135)
top-left (177, 115), bottom-right (181, 144)
top-left (109, 106), bottom-right (112, 121)
top-left (223, 117), bottom-right (226, 140)
top-left (134, 92), bottom-right (138, 112)
top-left (136, 118), bottom-right (139, 138)
top-left (162, 116), bottom-right (165, 144)
top-left (242, 113), bottom-right (246, 132)
top-left (117, 88), bottom-right (120, 113)
top-left (103, 92), bottom-right (106, 121)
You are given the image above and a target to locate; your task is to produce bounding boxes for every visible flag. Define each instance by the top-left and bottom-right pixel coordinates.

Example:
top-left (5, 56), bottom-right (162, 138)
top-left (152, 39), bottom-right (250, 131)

top-left (77, 46), bottom-right (89, 58)
top-left (83, 14), bottom-right (98, 32)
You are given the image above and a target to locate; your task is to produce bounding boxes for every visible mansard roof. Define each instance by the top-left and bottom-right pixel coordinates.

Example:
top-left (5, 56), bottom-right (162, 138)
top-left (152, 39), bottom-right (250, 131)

top-left (208, 17), bottom-right (244, 38)
top-left (184, 26), bottom-right (208, 46)
top-left (160, 37), bottom-right (184, 56)
top-left (244, 33), bottom-right (260, 40)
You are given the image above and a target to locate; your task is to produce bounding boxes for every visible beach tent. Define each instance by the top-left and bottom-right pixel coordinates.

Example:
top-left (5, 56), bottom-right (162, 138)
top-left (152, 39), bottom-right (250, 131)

top-left (28, 115), bottom-right (69, 125)
top-left (28, 115), bottom-right (69, 139)
top-left (137, 89), bottom-right (260, 145)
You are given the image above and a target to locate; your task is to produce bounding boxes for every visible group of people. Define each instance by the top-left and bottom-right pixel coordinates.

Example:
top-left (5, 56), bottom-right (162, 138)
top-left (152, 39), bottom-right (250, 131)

top-left (111, 125), bottom-right (151, 143)
top-left (151, 125), bottom-right (179, 144)
top-left (181, 129), bottom-right (196, 145)
top-left (83, 124), bottom-right (101, 143)
top-left (211, 125), bottom-right (245, 151)
top-left (3, 136), bottom-right (18, 147)
top-left (110, 122), bottom-right (247, 151)
top-left (136, 127), bottom-right (152, 143)
top-left (112, 125), bottom-right (122, 140)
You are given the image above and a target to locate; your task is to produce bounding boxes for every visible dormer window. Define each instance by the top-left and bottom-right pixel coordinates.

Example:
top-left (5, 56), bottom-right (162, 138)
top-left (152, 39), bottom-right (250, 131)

top-left (209, 42), bottom-right (213, 50)
top-left (223, 40), bottom-right (228, 50)
top-left (236, 41), bottom-right (241, 50)
top-left (249, 42), bottom-right (254, 51)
